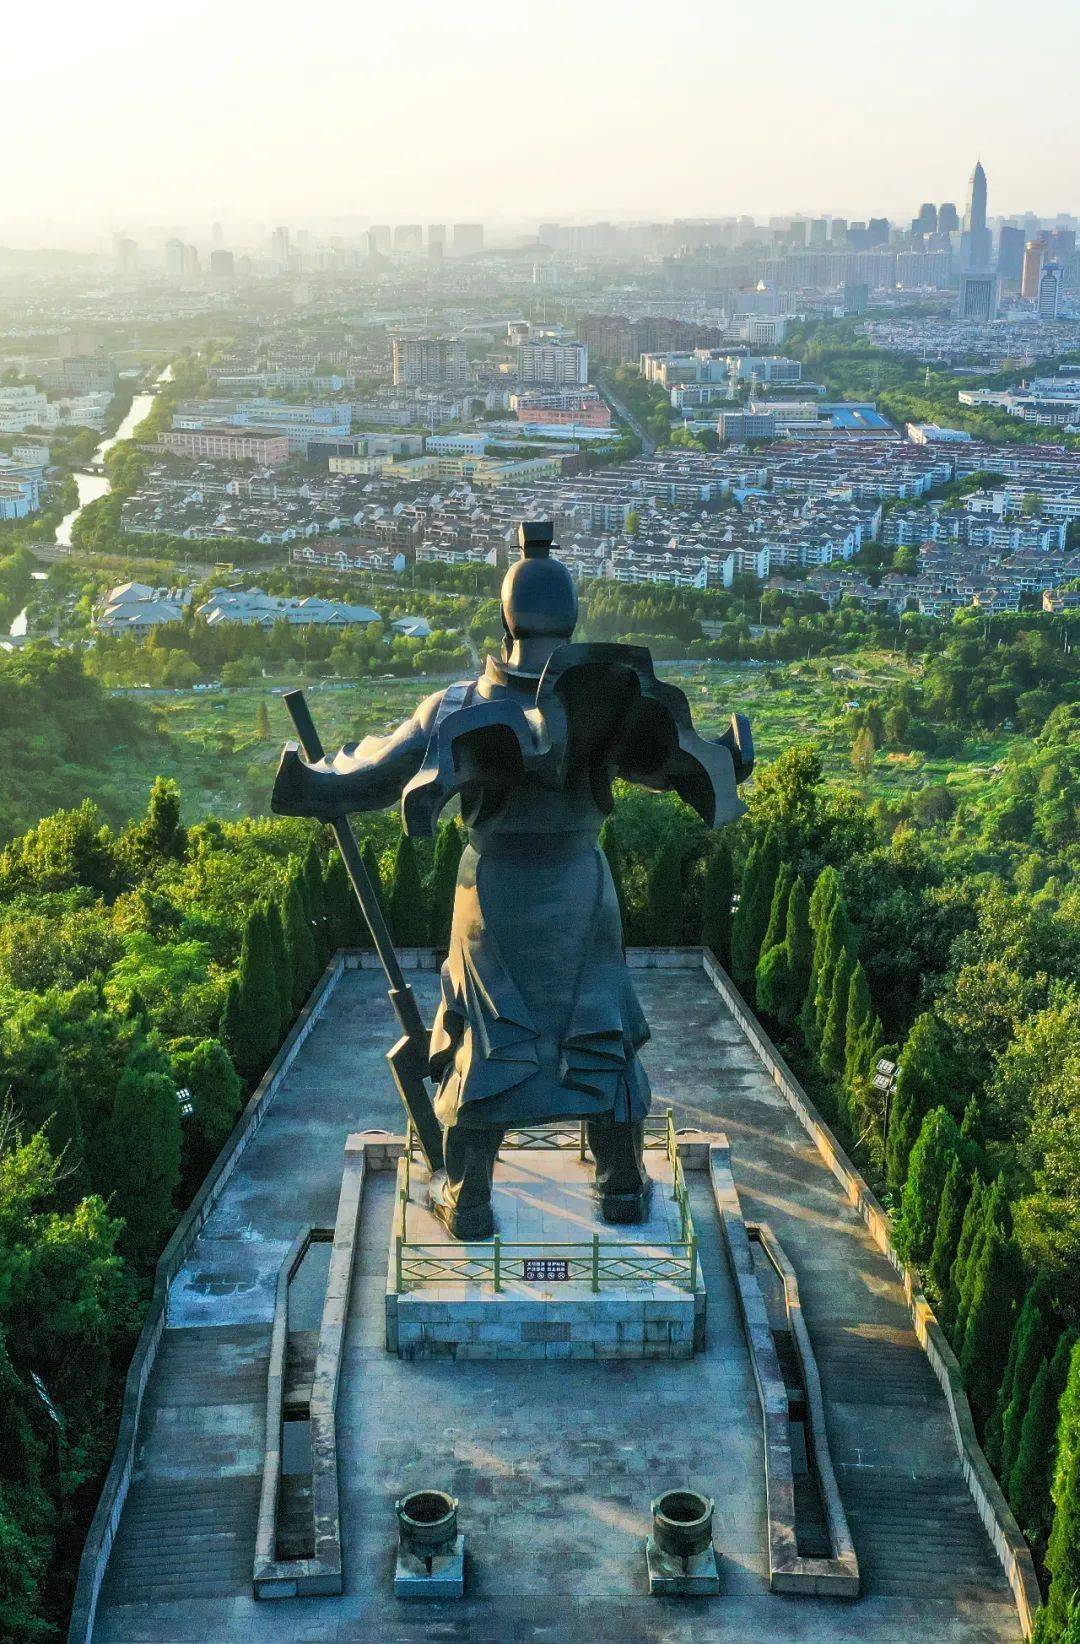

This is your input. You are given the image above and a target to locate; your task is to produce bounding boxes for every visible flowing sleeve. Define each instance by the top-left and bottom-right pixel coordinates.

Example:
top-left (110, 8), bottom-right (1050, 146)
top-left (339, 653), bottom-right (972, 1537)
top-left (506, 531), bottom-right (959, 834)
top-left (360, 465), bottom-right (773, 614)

top-left (271, 689), bottom-right (445, 819)
top-left (617, 711), bottom-right (750, 828)
top-left (537, 643), bottom-right (753, 830)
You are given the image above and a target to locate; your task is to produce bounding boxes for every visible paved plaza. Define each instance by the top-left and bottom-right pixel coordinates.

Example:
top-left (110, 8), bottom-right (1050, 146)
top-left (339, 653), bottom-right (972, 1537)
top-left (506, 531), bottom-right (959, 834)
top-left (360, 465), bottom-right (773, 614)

top-left (91, 963), bottom-right (1022, 1642)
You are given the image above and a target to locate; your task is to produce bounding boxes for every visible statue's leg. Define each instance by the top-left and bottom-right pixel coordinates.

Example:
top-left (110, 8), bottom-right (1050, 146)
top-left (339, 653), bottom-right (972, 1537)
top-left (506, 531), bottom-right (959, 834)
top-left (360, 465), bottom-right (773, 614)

top-left (585, 1116), bottom-right (653, 1225)
top-left (432, 1122), bottom-right (506, 1241)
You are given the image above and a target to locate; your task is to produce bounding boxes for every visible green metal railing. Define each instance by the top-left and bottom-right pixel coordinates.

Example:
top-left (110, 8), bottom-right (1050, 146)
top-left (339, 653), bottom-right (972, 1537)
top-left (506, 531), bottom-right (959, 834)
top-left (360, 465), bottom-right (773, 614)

top-left (394, 1111), bottom-right (698, 1295)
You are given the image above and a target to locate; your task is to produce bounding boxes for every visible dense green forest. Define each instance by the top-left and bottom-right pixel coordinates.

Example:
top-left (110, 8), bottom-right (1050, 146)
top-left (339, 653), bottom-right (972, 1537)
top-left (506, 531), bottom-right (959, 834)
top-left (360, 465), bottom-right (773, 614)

top-left (0, 597), bottom-right (1076, 1637)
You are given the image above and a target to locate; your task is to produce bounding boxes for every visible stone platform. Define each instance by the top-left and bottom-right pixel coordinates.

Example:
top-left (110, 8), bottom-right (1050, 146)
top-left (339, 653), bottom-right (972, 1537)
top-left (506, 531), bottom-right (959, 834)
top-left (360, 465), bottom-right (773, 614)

top-left (385, 1131), bottom-right (705, 1361)
top-left (90, 962), bottom-right (1024, 1644)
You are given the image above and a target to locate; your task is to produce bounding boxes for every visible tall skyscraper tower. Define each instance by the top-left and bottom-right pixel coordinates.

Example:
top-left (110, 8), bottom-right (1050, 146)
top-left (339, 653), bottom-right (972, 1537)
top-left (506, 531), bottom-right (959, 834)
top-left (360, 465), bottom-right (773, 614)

top-left (962, 161), bottom-right (992, 269)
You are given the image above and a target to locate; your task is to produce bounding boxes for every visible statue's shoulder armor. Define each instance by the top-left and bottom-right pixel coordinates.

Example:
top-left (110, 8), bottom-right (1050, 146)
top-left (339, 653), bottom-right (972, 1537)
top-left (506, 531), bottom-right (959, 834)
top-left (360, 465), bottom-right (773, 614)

top-left (400, 676), bottom-right (552, 837)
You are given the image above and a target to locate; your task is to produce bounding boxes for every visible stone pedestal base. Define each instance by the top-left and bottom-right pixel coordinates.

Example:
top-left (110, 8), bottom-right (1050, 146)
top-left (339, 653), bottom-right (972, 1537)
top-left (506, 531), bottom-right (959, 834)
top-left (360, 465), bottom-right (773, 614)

top-left (645, 1535), bottom-right (720, 1595)
top-left (393, 1534), bottom-right (465, 1599)
top-left (386, 1134), bottom-right (704, 1361)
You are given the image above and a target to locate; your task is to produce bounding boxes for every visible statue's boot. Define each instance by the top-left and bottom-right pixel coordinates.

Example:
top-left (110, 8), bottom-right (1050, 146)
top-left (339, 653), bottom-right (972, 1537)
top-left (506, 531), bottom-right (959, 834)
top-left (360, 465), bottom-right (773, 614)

top-left (428, 1122), bottom-right (505, 1241)
top-left (586, 1116), bottom-right (653, 1224)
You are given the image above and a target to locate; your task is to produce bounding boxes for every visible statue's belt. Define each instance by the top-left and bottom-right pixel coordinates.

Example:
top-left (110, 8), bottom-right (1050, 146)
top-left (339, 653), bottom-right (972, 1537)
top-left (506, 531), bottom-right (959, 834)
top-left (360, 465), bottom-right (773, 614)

top-left (468, 829), bottom-right (599, 861)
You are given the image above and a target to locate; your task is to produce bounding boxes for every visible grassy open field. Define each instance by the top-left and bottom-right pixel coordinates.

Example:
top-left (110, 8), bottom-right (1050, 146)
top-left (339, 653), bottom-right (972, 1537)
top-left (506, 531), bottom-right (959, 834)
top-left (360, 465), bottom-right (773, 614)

top-left (108, 648), bottom-right (1015, 827)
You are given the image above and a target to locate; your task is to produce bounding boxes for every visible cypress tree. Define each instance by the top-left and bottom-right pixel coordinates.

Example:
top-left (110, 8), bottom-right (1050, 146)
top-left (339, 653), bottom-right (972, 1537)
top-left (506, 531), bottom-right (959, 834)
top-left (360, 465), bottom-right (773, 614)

top-left (894, 1106), bottom-right (961, 1267)
top-left (172, 1038), bottom-right (244, 1163)
top-left (599, 817), bottom-right (628, 937)
top-left (1011, 1329), bottom-right (1079, 1555)
top-left (387, 830), bottom-right (429, 947)
top-left (761, 863), bottom-right (795, 958)
top-left (885, 1083), bottom-right (919, 1198)
top-left (928, 1156), bottom-right (969, 1299)
top-left (755, 942), bottom-right (792, 1022)
top-left (784, 877), bottom-right (813, 1020)
top-left (645, 832), bottom-right (684, 947)
top-left (959, 1223), bottom-right (1023, 1431)
top-left (428, 818), bottom-right (464, 947)
top-left (842, 962), bottom-right (871, 1084)
top-left (1058, 1600), bottom-right (1080, 1644)
top-left (753, 830), bottom-right (782, 968)
top-left (802, 866), bottom-right (842, 1033)
top-left (108, 1066), bottom-right (182, 1265)
top-left (1042, 1340), bottom-right (1080, 1640)
top-left (220, 976), bottom-right (244, 1070)
top-left (264, 900), bottom-right (292, 1033)
top-left (731, 829), bottom-right (780, 995)
top-left (991, 1278), bottom-right (1054, 1483)
top-left (324, 851), bottom-right (368, 948)
top-left (808, 864), bottom-right (842, 943)
top-left (282, 877), bottom-right (318, 1013)
top-left (885, 1012), bottom-right (953, 1196)
top-left (810, 899), bottom-right (856, 1050)
top-left (954, 1180), bottom-right (1002, 1348)
top-left (729, 838), bottom-right (762, 988)
top-left (220, 907), bottom-right (280, 1081)
top-left (301, 841), bottom-right (329, 963)
top-left (940, 1175), bottom-right (986, 1340)
top-left (700, 838), bottom-right (734, 967)
top-left (819, 948), bottom-right (854, 1080)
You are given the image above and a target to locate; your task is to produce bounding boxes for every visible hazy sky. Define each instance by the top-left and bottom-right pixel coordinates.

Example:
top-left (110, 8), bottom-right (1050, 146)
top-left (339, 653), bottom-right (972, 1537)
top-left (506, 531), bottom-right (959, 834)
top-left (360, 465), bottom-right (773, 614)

top-left (5, 0), bottom-right (1079, 240)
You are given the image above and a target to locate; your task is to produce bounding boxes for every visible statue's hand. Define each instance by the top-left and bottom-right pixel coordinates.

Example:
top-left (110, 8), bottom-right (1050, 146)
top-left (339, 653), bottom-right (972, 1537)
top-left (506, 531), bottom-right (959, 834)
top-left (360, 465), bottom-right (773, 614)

top-left (718, 714), bottom-right (754, 784)
top-left (271, 743), bottom-right (349, 820)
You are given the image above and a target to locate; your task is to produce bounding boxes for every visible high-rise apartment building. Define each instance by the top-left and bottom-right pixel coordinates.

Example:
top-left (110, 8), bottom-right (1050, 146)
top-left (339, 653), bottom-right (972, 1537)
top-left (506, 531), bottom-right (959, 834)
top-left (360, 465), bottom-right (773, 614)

top-left (515, 340), bottom-right (588, 386)
top-left (164, 238), bottom-right (185, 281)
top-left (391, 336), bottom-right (467, 387)
top-left (997, 225), bottom-right (1025, 285)
top-left (427, 224), bottom-right (446, 250)
top-left (452, 223), bottom-right (484, 255)
top-left (957, 270), bottom-right (998, 321)
top-left (938, 202), bottom-right (960, 235)
top-left (1037, 263), bottom-right (1063, 320)
top-left (209, 250), bottom-right (235, 280)
top-left (1022, 239), bottom-right (1046, 301)
top-left (271, 226), bottom-right (290, 265)
top-left (115, 237), bottom-right (139, 277)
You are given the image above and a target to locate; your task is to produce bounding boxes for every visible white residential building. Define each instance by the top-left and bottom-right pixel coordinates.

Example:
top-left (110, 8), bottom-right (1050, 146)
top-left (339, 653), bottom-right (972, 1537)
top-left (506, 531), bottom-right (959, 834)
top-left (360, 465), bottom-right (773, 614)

top-left (515, 341), bottom-right (588, 386)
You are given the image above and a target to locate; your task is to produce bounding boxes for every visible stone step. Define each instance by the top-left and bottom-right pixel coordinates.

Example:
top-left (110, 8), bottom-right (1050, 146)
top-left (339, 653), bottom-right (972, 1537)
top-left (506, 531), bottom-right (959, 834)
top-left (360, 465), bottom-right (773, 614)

top-left (284, 1328), bottom-right (319, 1414)
top-left (276, 1475), bottom-right (314, 1560)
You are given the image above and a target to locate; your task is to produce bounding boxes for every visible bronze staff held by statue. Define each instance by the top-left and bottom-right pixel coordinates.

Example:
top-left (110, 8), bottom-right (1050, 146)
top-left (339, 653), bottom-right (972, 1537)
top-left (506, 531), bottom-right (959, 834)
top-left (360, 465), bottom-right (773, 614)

top-left (272, 521), bottom-right (752, 1241)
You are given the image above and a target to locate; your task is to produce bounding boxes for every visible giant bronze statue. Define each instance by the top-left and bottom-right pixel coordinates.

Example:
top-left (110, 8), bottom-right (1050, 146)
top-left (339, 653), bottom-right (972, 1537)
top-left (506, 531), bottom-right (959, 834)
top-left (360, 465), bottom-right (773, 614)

top-left (272, 523), bottom-right (752, 1240)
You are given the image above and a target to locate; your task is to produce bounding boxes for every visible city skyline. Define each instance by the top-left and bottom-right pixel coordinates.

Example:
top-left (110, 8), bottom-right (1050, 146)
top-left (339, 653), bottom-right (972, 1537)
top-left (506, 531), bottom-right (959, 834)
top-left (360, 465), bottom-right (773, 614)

top-left (3, 0), bottom-right (1080, 240)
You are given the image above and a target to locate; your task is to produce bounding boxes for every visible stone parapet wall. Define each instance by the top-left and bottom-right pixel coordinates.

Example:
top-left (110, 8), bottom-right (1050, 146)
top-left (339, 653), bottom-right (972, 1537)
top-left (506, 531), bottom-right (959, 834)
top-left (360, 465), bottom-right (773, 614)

top-left (701, 947), bottom-right (1042, 1638)
top-left (67, 953), bottom-right (349, 1644)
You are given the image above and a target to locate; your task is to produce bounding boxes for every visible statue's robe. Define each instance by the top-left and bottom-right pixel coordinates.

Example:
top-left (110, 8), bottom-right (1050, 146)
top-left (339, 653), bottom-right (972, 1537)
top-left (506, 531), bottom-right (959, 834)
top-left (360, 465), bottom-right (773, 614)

top-left (272, 644), bottom-right (749, 1132)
